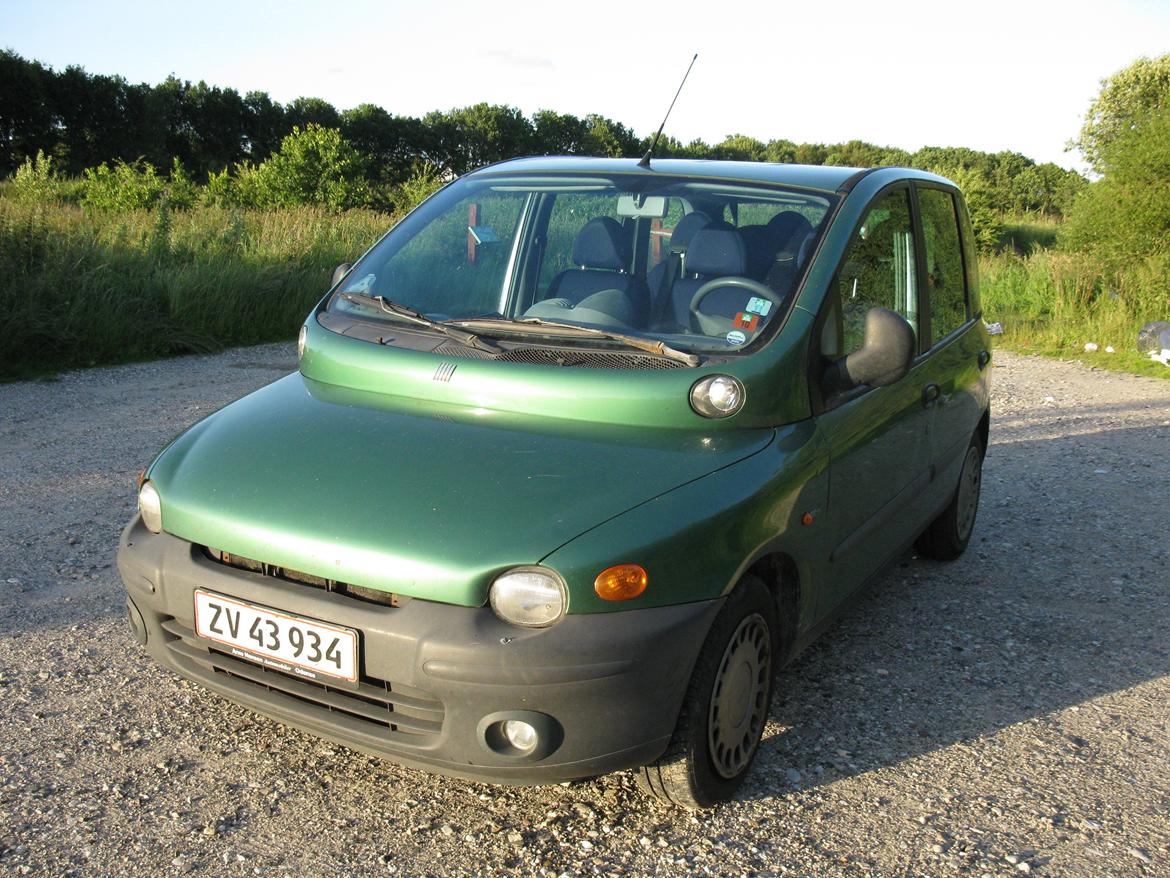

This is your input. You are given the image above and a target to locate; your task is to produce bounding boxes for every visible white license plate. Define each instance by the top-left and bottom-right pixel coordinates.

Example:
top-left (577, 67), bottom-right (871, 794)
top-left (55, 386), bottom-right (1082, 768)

top-left (193, 590), bottom-right (358, 683)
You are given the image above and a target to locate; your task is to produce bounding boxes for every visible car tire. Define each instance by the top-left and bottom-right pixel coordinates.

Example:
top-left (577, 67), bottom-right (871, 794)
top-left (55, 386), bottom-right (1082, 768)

top-left (915, 433), bottom-right (984, 561)
top-left (637, 575), bottom-right (777, 809)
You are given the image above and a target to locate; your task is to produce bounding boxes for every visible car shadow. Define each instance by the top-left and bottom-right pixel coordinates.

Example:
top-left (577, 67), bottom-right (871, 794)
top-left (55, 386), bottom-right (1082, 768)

top-left (2, 421), bottom-right (1167, 815)
top-left (739, 421), bottom-right (1170, 801)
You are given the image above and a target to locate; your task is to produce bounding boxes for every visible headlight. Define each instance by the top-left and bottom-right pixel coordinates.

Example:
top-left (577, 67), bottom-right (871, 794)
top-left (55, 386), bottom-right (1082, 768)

top-left (689, 374), bottom-right (746, 418)
top-left (297, 325), bottom-right (307, 361)
top-left (489, 567), bottom-right (566, 627)
top-left (138, 481), bottom-right (163, 534)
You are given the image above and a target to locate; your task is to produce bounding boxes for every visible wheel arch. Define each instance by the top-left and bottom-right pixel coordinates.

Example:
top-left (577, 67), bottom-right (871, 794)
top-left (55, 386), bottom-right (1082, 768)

top-left (739, 552), bottom-right (801, 662)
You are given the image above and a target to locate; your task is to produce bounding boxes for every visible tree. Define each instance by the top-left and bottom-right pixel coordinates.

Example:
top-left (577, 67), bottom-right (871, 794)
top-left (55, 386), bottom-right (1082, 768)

top-left (284, 97), bottom-right (342, 131)
top-left (422, 103), bottom-right (533, 174)
top-left (0, 51), bottom-right (57, 175)
top-left (1072, 54), bottom-right (1170, 173)
top-left (712, 134), bottom-right (766, 162)
top-left (764, 139), bottom-right (798, 164)
top-left (531, 110), bottom-right (588, 155)
top-left (341, 104), bottom-right (429, 184)
top-left (242, 91), bottom-right (287, 161)
top-left (1060, 104), bottom-right (1170, 271)
top-left (580, 114), bottom-right (639, 158)
top-left (184, 81), bottom-right (248, 175)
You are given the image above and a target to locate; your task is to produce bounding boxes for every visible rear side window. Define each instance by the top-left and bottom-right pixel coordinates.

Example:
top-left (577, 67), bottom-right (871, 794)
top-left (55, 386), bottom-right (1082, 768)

top-left (836, 189), bottom-right (919, 355)
top-left (538, 192), bottom-right (626, 291)
top-left (918, 188), bottom-right (969, 343)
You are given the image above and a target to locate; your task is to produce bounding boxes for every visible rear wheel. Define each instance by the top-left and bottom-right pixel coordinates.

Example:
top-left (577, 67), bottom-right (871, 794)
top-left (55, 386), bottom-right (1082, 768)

top-left (916, 433), bottom-right (984, 561)
top-left (637, 576), bottom-right (777, 809)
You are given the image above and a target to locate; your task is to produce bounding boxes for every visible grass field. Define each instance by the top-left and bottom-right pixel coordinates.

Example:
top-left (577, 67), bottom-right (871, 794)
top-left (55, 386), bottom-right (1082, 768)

top-left (1, 200), bottom-right (1166, 380)
top-left (981, 216), bottom-right (1169, 379)
top-left (0, 200), bottom-right (391, 379)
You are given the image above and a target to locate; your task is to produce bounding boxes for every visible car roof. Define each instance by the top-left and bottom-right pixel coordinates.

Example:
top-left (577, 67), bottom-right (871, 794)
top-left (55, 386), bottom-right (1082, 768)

top-left (468, 156), bottom-right (953, 194)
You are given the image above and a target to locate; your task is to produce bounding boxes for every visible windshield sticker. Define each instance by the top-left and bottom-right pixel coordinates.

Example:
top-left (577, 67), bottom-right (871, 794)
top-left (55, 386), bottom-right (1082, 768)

top-left (745, 297), bottom-right (772, 316)
top-left (346, 273), bottom-right (376, 293)
top-left (733, 312), bottom-right (760, 331)
top-left (726, 330), bottom-right (747, 346)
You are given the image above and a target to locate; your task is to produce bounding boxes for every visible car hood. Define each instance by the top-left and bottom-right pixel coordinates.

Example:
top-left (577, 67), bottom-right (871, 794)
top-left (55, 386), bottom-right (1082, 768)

top-left (149, 373), bottom-right (774, 607)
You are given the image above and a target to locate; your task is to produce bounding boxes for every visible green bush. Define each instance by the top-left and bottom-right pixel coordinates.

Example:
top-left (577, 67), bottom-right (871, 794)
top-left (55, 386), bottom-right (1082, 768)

top-left (252, 124), bottom-right (371, 211)
top-left (10, 150), bottom-right (84, 204)
top-left (388, 162), bottom-right (445, 213)
top-left (81, 159), bottom-right (168, 211)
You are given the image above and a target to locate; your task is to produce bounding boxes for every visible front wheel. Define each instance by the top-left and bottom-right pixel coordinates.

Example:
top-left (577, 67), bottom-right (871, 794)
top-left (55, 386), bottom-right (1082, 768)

top-left (637, 576), bottom-right (777, 809)
top-left (916, 433), bottom-right (984, 560)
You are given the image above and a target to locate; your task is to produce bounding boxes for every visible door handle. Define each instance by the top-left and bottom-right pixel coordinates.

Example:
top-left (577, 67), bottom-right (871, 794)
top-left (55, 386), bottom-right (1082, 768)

top-left (922, 383), bottom-right (941, 407)
top-left (978, 349), bottom-right (991, 370)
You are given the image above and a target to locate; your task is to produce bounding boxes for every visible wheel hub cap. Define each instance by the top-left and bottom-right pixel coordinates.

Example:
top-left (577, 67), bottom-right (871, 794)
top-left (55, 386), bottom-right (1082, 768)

top-left (708, 613), bottom-right (771, 779)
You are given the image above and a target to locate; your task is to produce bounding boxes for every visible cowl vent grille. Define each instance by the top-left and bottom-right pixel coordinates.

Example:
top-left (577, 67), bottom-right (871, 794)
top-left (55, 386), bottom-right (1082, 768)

top-left (431, 341), bottom-right (685, 370)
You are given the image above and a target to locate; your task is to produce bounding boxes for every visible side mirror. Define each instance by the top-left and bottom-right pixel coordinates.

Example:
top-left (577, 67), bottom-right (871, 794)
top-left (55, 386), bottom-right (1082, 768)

top-left (331, 262), bottom-right (352, 288)
top-left (823, 307), bottom-right (915, 396)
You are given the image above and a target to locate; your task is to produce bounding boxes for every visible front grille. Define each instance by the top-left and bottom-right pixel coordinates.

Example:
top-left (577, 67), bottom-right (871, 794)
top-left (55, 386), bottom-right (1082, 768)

top-left (159, 617), bottom-right (444, 743)
top-left (432, 340), bottom-right (685, 369)
top-left (203, 547), bottom-right (403, 608)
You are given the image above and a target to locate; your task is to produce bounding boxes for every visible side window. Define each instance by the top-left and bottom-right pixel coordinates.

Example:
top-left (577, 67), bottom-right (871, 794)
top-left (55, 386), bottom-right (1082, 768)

top-left (537, 193), bottom-right (625, 292)
top-left (836, 189), bottom-right (919, 355)
top-left (918, 188), bottom-right (969, 342)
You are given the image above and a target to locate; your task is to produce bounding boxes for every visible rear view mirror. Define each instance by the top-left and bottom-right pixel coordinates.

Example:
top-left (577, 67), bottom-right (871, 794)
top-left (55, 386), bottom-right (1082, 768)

top-left (823, 308), bottom-right (915, 395)
top-left (331, 263), bottom-right (352, 288)
top-left (617, 194), bottom-right (668, 218)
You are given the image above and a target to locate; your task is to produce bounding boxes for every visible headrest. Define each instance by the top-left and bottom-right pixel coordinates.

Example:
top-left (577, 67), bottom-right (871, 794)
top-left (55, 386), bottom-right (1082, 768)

top-left (572, 217), bottom-right (629, 271)
top-left (766, 211), bottom-right (815, 251)
top-left (668, 211), bottom-right (711, 254)
top-left (686, 226), bottom-right (747, 277)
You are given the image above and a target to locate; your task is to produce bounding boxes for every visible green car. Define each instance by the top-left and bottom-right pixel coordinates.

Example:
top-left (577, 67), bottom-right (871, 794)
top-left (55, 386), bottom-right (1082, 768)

top-left (118, 157), bottom-right (990, 809)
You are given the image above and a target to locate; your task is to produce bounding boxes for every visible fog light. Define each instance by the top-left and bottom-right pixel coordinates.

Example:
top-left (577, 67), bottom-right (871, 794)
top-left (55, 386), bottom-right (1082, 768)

top-left (502, 720), bottom-right (537, 752)
top-left (689, 374), bottom-right (746, 418)
top-left (478, 711), bottom-right (563, 760)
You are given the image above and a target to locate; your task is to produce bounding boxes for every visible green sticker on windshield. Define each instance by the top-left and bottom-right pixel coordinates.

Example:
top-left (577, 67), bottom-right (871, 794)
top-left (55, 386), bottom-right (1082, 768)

top-left (746, 297), bottom-right (772, 316)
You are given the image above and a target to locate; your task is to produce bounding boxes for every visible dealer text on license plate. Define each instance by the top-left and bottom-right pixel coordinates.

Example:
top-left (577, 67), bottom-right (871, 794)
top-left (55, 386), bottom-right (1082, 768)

top-left (193, 590), bottom-right (358, 682)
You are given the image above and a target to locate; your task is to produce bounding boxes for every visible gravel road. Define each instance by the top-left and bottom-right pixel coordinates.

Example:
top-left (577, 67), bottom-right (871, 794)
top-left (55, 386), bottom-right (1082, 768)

top-left (1, 347), bottom-right (1168, 878)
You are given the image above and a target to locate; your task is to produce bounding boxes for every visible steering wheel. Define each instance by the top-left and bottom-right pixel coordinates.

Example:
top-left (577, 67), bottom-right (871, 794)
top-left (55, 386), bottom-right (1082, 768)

top-left (689, 276), bottom-right (782, 337)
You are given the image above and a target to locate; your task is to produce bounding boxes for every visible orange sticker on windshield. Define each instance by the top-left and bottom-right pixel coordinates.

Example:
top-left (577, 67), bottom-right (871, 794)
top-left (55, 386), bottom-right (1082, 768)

top-left (733, 312), bottom-right (760, 331)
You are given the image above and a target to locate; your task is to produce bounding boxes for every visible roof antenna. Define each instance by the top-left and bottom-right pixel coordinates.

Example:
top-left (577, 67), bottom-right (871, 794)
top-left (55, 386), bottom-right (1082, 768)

top-left (638, 53), bottom-right (698, 169)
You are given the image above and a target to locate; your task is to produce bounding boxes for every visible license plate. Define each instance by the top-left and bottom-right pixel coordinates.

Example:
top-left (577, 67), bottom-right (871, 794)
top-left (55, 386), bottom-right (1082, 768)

top-left (193, 590), bottom-right (358, 683)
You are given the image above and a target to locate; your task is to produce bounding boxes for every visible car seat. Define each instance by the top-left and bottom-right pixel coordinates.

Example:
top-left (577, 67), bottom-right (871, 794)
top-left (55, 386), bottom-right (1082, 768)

top-left (543, 217), bottom-right (650, 326)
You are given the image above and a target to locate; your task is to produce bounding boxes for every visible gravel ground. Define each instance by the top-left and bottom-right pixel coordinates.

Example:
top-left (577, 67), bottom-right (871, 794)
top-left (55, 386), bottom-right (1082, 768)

top-left (1, 346), bottom-right (1168, 878)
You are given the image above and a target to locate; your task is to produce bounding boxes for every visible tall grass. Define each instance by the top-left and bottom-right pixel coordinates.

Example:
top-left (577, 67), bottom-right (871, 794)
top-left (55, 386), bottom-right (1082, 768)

top-left (3, 198), bottom-right (1166, 381)
top-left (980, 245), bottom-right (1170, 378)
top-left (0, 200), bottom-right (393, 378)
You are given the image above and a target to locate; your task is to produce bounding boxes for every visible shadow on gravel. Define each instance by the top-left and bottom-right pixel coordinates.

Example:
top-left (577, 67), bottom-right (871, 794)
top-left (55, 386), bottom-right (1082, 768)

top-left (742, 423), bottom-right (1170, 803)
top-left (4, 421), bottom-right (1168, 812)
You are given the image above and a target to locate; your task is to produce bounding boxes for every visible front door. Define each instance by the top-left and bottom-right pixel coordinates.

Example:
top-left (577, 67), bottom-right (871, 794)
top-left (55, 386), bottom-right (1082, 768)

top-left (813, 187), bottom-right (935, 618)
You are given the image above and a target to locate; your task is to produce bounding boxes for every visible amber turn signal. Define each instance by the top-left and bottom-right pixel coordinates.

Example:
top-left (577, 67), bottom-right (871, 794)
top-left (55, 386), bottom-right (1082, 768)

top-left (594, 564), bottom-right (648, 601)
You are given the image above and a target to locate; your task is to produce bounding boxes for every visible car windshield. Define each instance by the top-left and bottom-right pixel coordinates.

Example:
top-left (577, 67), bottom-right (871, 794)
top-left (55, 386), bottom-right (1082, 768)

top-left (325, 172), bottom-right (835, 356)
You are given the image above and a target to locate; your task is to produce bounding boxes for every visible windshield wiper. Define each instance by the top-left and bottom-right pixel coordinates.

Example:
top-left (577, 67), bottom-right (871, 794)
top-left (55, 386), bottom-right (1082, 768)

top-left (464, 316), bottom-right (700, 367)
top-left (339, 293), bottom-right (500, 354)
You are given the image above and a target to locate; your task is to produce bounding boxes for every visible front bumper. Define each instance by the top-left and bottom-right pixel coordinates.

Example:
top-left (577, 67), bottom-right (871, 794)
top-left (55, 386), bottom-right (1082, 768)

top-left (116, 518), bottom-right (722, 784)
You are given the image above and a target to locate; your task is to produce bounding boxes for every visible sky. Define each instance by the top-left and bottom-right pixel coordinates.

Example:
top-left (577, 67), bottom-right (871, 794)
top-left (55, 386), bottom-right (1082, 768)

top-left (4, 0), bottom-right (1170, 172)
